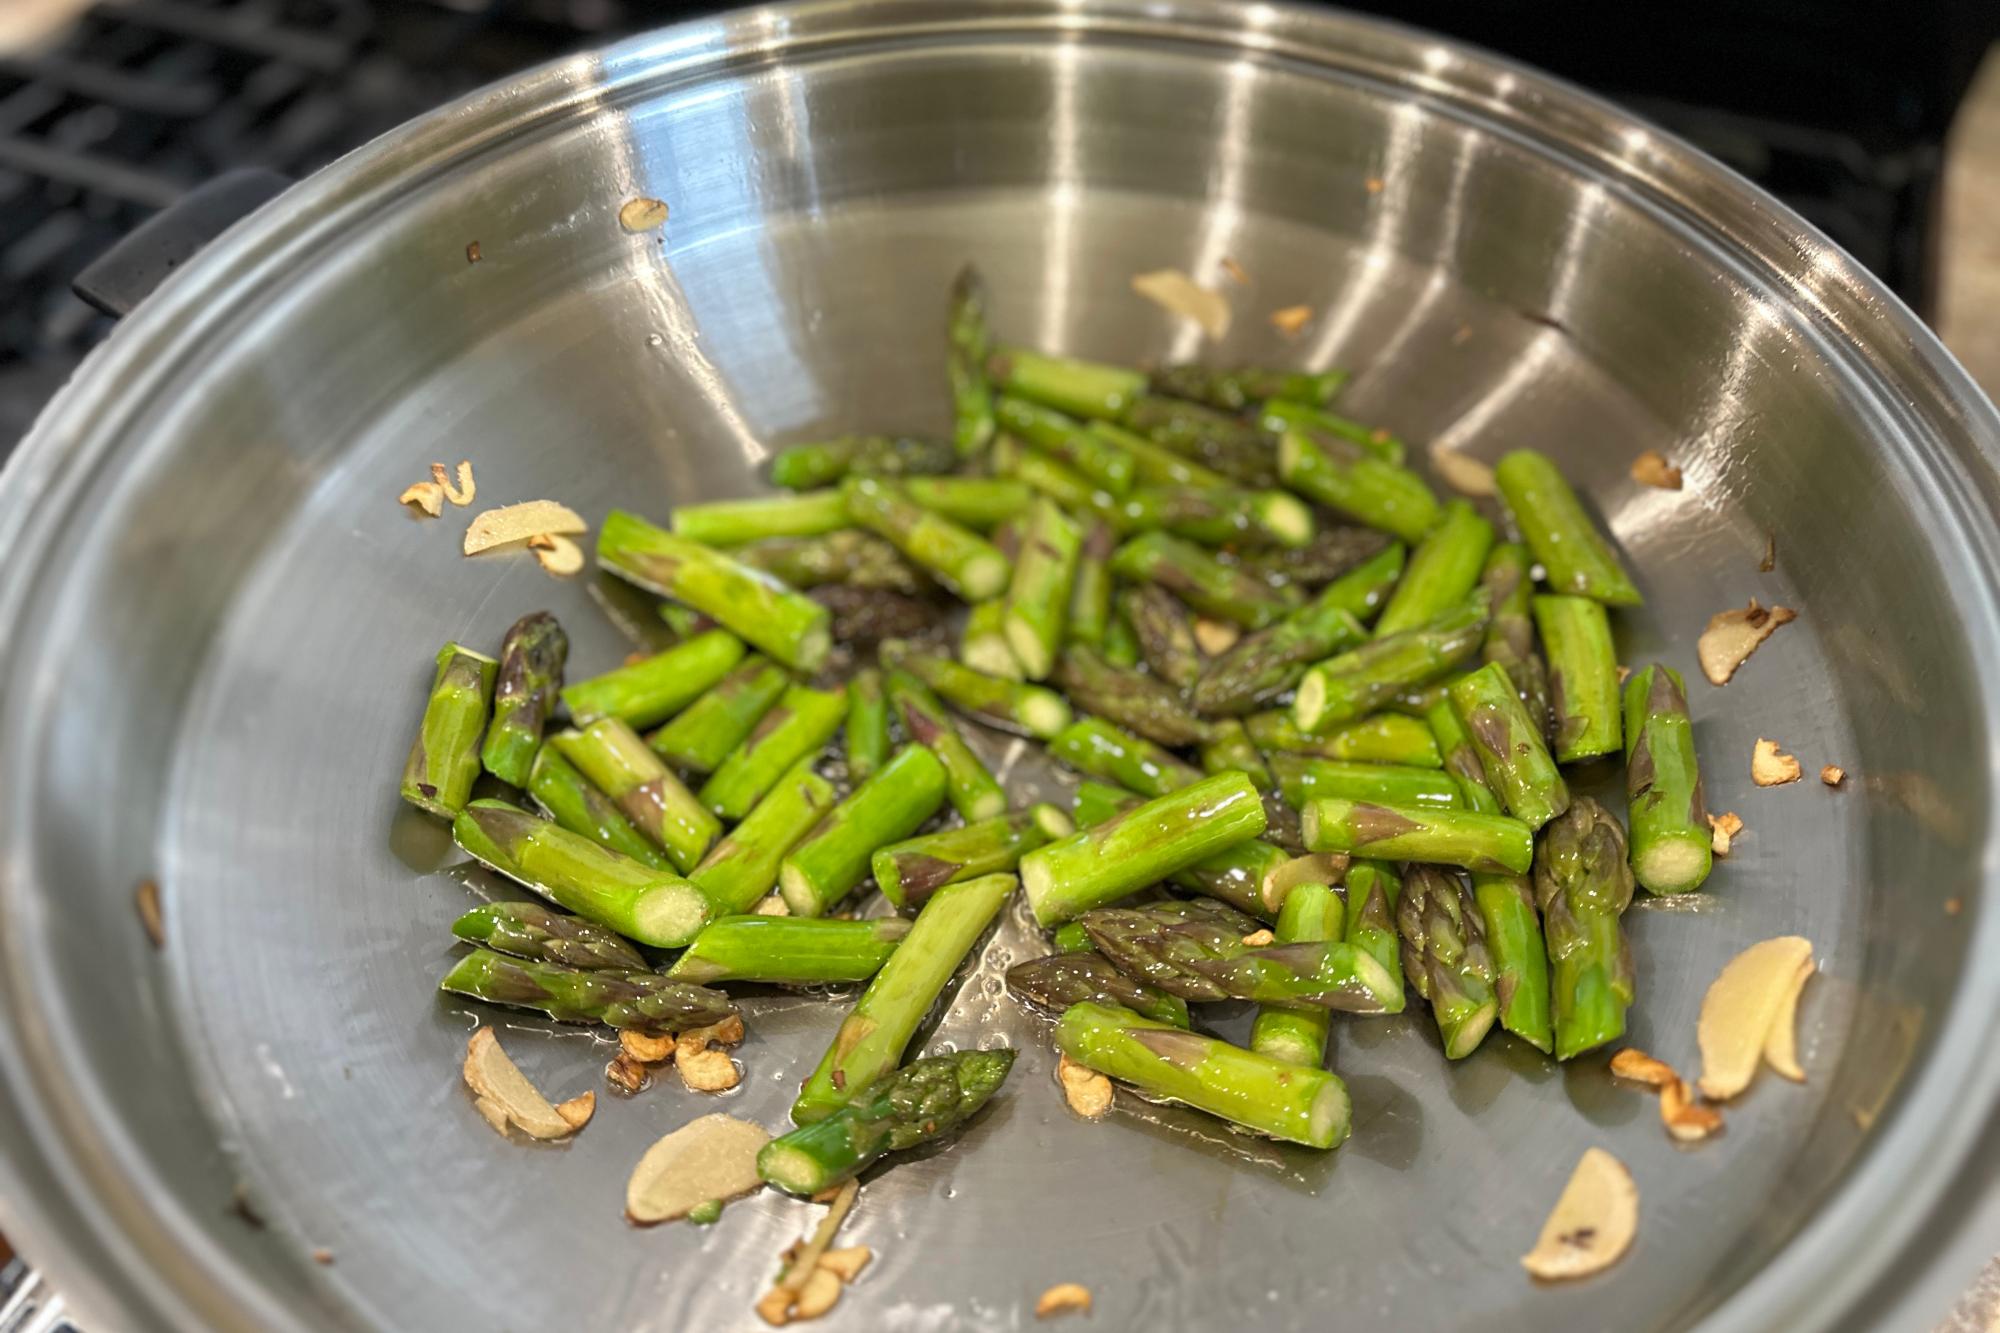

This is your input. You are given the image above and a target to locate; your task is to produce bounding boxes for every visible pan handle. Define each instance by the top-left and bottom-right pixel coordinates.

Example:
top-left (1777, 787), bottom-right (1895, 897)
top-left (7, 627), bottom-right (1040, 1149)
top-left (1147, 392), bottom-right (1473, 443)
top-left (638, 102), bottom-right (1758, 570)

top-left (71, 168), bottom-right (291, 319)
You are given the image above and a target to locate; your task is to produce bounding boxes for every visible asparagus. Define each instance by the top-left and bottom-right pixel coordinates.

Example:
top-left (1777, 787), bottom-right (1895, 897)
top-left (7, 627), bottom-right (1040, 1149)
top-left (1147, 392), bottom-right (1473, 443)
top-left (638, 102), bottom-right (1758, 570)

top-left (1271, 754), bottom-right (1461, 810)
top-left (526, 747), bottom-right (676, 873)
top-left (1150, 364), bottom-right (1348, 412)
top-left (1246, 710), bottom-right (1443, 767)
top-left (439, 948), bottom-right (734, 1033)
top-left (902, 476), bottom-right (1031, 531)
top-left (1199, 719), bottom-right (1274, 791)
top-left (400, 643), bottom-right (497, 818)
top-left (479, 613), bottom-right (567, 787)
top-left (1055, 646), bottom-right (1211, 747)
top-left (1048, 717), bottom-right (1202, 798)
top-left (1069, 784), bottom-right (1290, 920)
top-left (767, 434), bottom-right (956, 490)
top-left (670, 490), bottom-right (851, 546)
top-left (1021, 771), bottom-right (1267, 925)
top-left (656, 601), bottom-right (712, 640)
top-left (1534, 594), bottom-right (1623, 763)
top-left (873, 805), bottom-right (1074, 910)
top-left (1397, 866), bottom-right (1499, 1059)
top-left (990, 435), bottom-right (1121, 525)
top-left (1116, 486), bottom-right (1315, 550)
top-left (1257, 399), bottom-right (1405, 466)
top-left (688, 756), bottom-right (837, 914)
top-left (1006, 952), bottom-right (1191, 1027)
top-left (647, 655), bottom-right (787, 774)
top-left (1536, 797), bottom-right (1637, 1059)
top-left (552, 719), bottom-right (722, 872)
top-left (960, 599), bottom-right (1023, 679)
top-left (810, 585), bottom-right (938, 644)
top-left (947, 265), bottom-right (997, 457)
top-left (1622, 664), bottom-right (1713, 894)
top-left (1066, 519), bottom-right (1115, 651)
top-left (792, 872), bottom-right (1015, 1123)
top-left (1236, 529), bottom-right (1400, 598)
top-left (1121, 396), bottom-right (1277, 487)
top-left (1291, 593), bottom-right (1488, 732)
top-left (667, 915), bottom-right (912, 985)
top-left (1080, 907), bottom-right (1398, 1011)
top-left (1085, 896), bottom-right (1264, 935)
top-left (1101, 603), bottom-right (1141, 668)
top-left (886, 669), bottom-right (1007, 820)
top-left (1372, 500), bottom-right (1495, 638)
top-left (843, 667), bottom-right (891, 784)
top-left (1249, 882), bottom-right (1344, 1066)
top-left (1274, 428), bottom-right (1440, 543)
top-left (987, 347), bottom-right (1145, 420)
top-left (1088, 421), bottom-right (1229, 489)
top-left (732, 530), bottom-right (923, 593)
top-left (450, 900), bottom-right (648, 972)
top-left (1447, 662), bottom-right (1570, 830)
top-left (1478, 542), bottom-right (1554, 739)
top-left (1192, 585), bottom-right (1369, 716)
top-left (1051, 922), bottom-right (1094, 953)
top-left (598, 512), bottom-right (832, 671)
top-left (1300, 797), bottom-right (1535, 875)
top-left (1494, 449), bottom-right (1643, 605)
top-left (1425, 699), bottom-right (1500, 814)
top-left (1341, 860), bottom-right (1404, 996)
top-left (1056, 1002), bottom-right (1350, 1148)
top-left (1110, 532), bottom-right (1295, 629)
top-left (698, 682), bottom-right (847, 820)
top-left (779, 744), bottom-right (948, 917)
top-left (844, 477), bottom-right (1012, 602)
top-left (760, 1049), bottom-right (1015, 1196)
top-left (995, 395), bottom-right (1138, 495)
top-left (454, 800), bottom-right (713, 947)
top-left (1119, 584), bottom-right (1202, 691)
top-left (560, 628), bottom-right (746, 730)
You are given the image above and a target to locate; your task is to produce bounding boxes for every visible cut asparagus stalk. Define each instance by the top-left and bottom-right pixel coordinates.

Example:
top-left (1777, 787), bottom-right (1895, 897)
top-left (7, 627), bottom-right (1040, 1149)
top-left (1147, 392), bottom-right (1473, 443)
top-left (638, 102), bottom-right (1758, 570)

top-left (669, 490), bottom-right (851, 546)
top-left (1051, 921), bottom-right (1094, 953)
top-left (560, 628), bottom-right (745, 730)
top-left (1536, 796), bottom-right (1637, 1059)
top-left (400, 643), bottom-right (497, 818)
top-left (1274, 427), bottom-right (1440, 543)
top-left (842, 666), bottom-right (891, 784)
top-left (526, 747), bottom-right (676, 873)
top-left (732, 530), bottom-right (924, 592)
top-left (666, 915), bottom-right (911, 985)
top-left (1300, 797), bottom-right (1534, 875)
top-left (1447, 662), bottom-right (1570, 830)
top-left (1256, 399), bottom-right (1405, 465)
top-left (1192, 584), bottom-right (1370, 716)
top-left (1235, 529), bottom-right (1400, 598)
top-left (1111, 531), bottom-right (1296, 629)
top-left (439, 948), bottom-right (734, 1033)
top-left (791, 872), bottom-right (1016, 1124)
top-left (450, 900), bottom-right (648, 973)
top-left (688, 756), bottom-right (837, 914)
top-left (996, 395), bottom-right (1138, 495)
top-left (480, 613), bottom-right (567, 787)
top-left (1101, 603), bottom-right (1141, 667)
top-left (760, 1049), bottom-right (1015, 1196)
top-left (1397, 865), bottom-right (1499, 1059)
top-left (1079, 906), bottom-right (1398, 1011)
top-left (1372, 500), bottom-right (1495, 638)
top-left (1249, 882), bottom-right (1345, 1066)
top-left (1121, 396), bottom-right (1277, 487)
top-left (989, 434), bottom-right (1121, 526)
top-left (646, 655), bottom-right (788, 775)
top-left (1055, 645), bottom-right (1211, 747)
top-left (1291, 593), bottom-right (1488, 732)
top-left (960, 599), bottom-right (1023, 679)
top-left (1088, 421), bottom-right (1229, 489)
top-left (1150, 364), bottom-right (1348, 412)
top-left (1494, 449), bottom-right (1643, 605)
top-left (1199, 719), bottom-right (1274, 791)
top-left (779, 744), bottom-right (948, 917)
top-left (552, 719), bottom-right (722, 872)
top-left (947, 264), bottom-right (997, 457)
top-left (1116, 486), bottom-right (1315, 549)
top-left (886, 644), bottom-right (1072, 739)
top-left (1006, 952), bottom-right (1191, 1028)
top-left (886, 669), bottom-right (1007, 820)
top-left (1119, 584), bottom-right (1202, 691)
top-left (1068, 783), bottom-right (1289, 920)
top-left (1048, 717), bottom-right (1202, 798)
top-left (843, 477), bottom-right (1012, 602)
top-left (1271, 754), bottom-right (1462, 810)
top-left (987, 347), bottom-right (1146, 420)
top-left (1021, 771), bottom-right (1267, 925)
top-left (1056, 1002), bottom-right (1350, 1148)
top-left (453, 799), bottom-right (713, 947)
top-left (1534, 594), bottom-right (1624, 762)
top-left (1477, 541), bottom-right (1554, 740)
top-left (873, 805), bottom-right (1074, 910)
top-left (599, 511), bottom-right (831, 671)
top-left (698, 682), bottom-right (848, 820)
top-left (1066, 519), bottom-right (1116, 648)
top-left (1341, 860), bottom-right (1404, 997)
top-left (1425, 698), bottom-right (1501, 815)
top-left (1002, 497), bottom-right (1082, 679)
top-left (768, 434), bottom-right (956, 490)
top-left (1622, 664), bottom-right (1713, 894)
top-left (901, 476), bottom-right (1031, 531)
top-left (1246, 710), bottom-right (1443, 767)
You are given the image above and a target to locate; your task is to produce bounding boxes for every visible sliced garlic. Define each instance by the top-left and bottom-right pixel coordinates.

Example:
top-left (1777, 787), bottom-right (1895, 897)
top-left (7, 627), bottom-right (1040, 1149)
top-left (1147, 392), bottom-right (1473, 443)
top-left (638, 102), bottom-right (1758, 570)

top-left (1520, 1147), bottom-right (1638, 1281)
top-left (1697, 936), bottom-right (1814, 1100)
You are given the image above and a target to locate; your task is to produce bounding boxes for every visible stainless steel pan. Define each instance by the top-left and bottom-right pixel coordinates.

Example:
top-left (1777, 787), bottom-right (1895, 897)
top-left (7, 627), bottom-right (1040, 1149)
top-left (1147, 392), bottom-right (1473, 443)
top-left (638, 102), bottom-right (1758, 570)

top-left (4, 2), bottom-right (2000, 1329)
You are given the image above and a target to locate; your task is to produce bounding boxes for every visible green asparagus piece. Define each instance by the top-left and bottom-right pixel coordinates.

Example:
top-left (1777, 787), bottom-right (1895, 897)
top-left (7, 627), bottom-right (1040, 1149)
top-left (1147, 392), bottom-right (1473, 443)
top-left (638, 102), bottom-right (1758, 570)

top-left (1246, 710), bottom-right (1443, 767)
top-left (1085, 896), bottom-right (1265, 935)
top-left (1271, 754), bottom-right (1461, 810)
top-left (1301, 797), bottom-right (1534, 875)
top-left (874, 805), bottom-right (1074, 910)
top-left (768, 434), bottom-right (956, 490)
top-left (1381, 679), bottom-right (1456, 717)
top-left (1622, 664), bottom-right (1713, 894)
top-left (1021, 771), bottom-right (1267, 925)
top-left (454, 800), bottom-right (713, 947)
top-left (439, 948), bottom-right (734, 1033)
top-left (552, 719), bottom-right (721, 872)
top-left (1056, 1002), bottom-right (1350, 1148)
top-left (698, 682), bottom-right (847, 820)
top-left (1478, 542), bottom-right (1554, 739)
top-left (401, 643), bottom-right (497, 818)
top-left (688, 756), bottom-right (836, 914)
top-left (1051, 921), bottom-right (1094, 953)
top-left (1150, 364), bottom-right (1348, 412)
top-left (761, 1049), bottom-right (1015, 1195)
top-left (843, 667), bottom-right (891, 784)
top-left (1192, 585), bottom-right (1369, 716)
top-left (479, 613), bottom-right (567, 787)
top-left (647, 655), bottom-right (787, 775)
top-left (1080, 906), bottom-right (1398, 1012)
top-left (1116, 486), bottom-right (1315, 550)
top-left (1534, 594), bottom-right (1623, 763)
top-left (1049, 717), bottom-right (1202, 798)
top-left (1235, 529), bottom-right (1400, 598)
top-left (988, 347), bottom-right (1146, 420)
top-left (560, 628), bottom-right (745, 731)
top-left (811, 586), bottom-right (936, 645)
top-left (947, 265), bottom-right (997, 457)
top-left (1068, 784), bottom-right (1290, 920)
top-left (669, 490), bottom-right (851, 546)
top-left (667, 915), bottom-right (911, 985)
top-left (887, 644), bottom-right (1071, 739)
top-left (1001, 497), bottom-right (1083, 679)
top-left (779, 744), bottom-right (948, 917)
top-left (792, 872), bottom-right (1016, 1123)
top-left (1088, 421), bottom-right (1229, 489)
top-left (1256, 399), bottom-right (1405, 466)
top-left (1110, 531), bottom-right (1295, 629)
top-left (1425, 700), bottom-right (1500, 815)
top-left (1121, 396), bottom-right (1277, 487)
top-left (1055, 645), bottom-right (1211, 747)
top-left (1494, 450), bottom-right (1642, 605)
top-left (1372, 500), bottom-right (1495, 638)
top-left (1250, 882), bottom-right (1344, 1065)
top-left (599, 512), bottom-right (832, 672)
top-left (1067, 519), bottom-right (1115, 649)
top-left (844, 477), bottom-right (1012, 602)
top-left (732, 530), bottom-right (923, 593)
top-left (1006, 952), bottom-right (1191, 1027)
top-left (1536, 796), bottom-right (1637, 1059)
top-left (1397, 865), bottom-right (1499, 1059)
top-left (996, 395), bottom-right (1138, 495)
top-left (1101, 602), bottom-right (1141, 668)
top-left (654, 601), bottom-right (711, 640)
top-left (526, 747), bottom-right (676, 872)
top-left (1342, 860), bottom-right (1404, 996)
top-left (960, 599), bottom-right (1023, 679)
top-left (1199, 719), bottom-right (1274, 791)
top-left (450, 900), bottom-right (648, 972)
top-left (1291, 593), bottom-right (1488, 732)
top-left (989, 435), bottom-right (1121, 525)
top-left (1274, 428), bottom-right (1440, 543)
top-left (885, 669), bottom-right (1007, 821)
top-left (1119, 584), bottom-right (1202, 691)
top-left (1447, 662), bottom-right (1570, 829)
top-left (901, 476), bottom-right (1031, 531)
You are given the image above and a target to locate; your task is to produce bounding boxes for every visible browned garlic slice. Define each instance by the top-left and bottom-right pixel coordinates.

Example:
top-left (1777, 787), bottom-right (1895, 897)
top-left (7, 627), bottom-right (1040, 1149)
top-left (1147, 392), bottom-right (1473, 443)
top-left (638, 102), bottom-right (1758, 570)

top-left (462, 1027), bottom-right (579, 1140)
top-left (1697, 600), bottom-right (1796, 685)
top-left (1520, 1147), bottom-right (1638, 1281)
top-left (625, 1113), bottom-right (770, 1224)
top-left (463, 500), bottom-right (587, 555)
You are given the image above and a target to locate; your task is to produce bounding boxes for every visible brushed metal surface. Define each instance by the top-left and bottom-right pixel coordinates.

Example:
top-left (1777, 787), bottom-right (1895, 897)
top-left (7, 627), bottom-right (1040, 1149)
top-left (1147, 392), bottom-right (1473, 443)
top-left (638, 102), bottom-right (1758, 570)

top-left (2, 3), bottom-right (2000, 1331)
